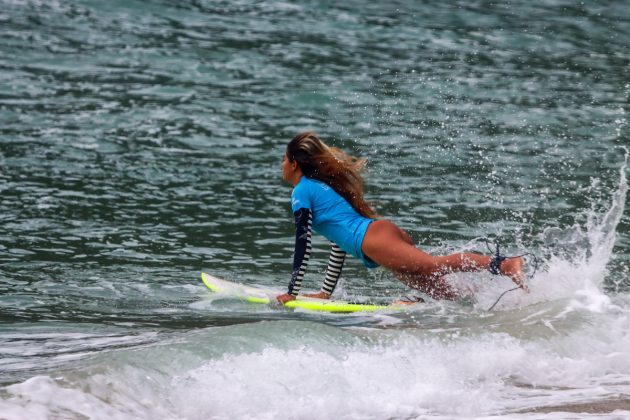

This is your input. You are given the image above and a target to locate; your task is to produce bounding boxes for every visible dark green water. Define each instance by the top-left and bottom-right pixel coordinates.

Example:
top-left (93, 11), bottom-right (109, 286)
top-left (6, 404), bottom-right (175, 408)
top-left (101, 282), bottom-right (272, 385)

top-left (1, 1), bottom-right (629, 418)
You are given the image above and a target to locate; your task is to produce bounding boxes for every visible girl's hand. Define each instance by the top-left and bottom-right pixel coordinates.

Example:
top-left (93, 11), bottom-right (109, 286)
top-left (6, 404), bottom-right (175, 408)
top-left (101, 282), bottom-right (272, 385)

top-left (301, 291), bottom-right (331, 299)
top-left (276, 293), bottom-right (297, 304)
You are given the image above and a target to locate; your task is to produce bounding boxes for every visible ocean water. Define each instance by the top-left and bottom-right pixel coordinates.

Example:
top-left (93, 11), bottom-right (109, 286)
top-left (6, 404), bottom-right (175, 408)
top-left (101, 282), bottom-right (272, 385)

top-left (1, 0), bottom-right (629, 418)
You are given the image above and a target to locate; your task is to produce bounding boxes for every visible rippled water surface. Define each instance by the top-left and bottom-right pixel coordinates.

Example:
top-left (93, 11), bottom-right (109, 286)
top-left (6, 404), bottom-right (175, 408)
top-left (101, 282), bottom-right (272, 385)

top-left (1, 1), bottom-right (629, 418)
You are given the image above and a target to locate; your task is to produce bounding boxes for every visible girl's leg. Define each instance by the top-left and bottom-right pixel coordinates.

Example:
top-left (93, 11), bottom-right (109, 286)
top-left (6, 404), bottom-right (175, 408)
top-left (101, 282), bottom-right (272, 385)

top-left (361, 220), bottom-right (524, 300)
top-left (386, 224), bottom-right (459, 299)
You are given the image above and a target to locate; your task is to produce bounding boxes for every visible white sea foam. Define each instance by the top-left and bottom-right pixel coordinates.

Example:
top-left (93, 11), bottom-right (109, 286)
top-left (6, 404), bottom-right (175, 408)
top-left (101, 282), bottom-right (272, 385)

top-left (2, 310), bottom-right (630, 419)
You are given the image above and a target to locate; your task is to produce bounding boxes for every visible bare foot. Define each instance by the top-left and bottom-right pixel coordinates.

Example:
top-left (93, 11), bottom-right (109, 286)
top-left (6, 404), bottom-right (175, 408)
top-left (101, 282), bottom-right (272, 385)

top-left (500, 257), bottom-right (529, 292)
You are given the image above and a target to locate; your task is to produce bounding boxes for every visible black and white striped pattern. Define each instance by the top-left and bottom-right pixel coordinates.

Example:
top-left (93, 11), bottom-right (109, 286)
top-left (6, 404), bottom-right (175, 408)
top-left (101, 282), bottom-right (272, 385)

top-left (321, 242), bottom-right (346, 295)
top-left (288, 209), bottom-right (313, 295)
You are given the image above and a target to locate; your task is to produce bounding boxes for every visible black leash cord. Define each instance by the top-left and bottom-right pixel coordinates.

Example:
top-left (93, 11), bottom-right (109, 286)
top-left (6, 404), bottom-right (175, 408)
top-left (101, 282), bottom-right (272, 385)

top-left (484, 240), bottom-right (539, 311)
top-left (487, 287), bottom-right (520, 311)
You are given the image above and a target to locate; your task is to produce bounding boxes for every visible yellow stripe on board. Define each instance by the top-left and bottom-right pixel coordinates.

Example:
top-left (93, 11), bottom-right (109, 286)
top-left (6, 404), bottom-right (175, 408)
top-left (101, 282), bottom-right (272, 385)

top-left (244, 296), bottom-right (271, 304)
top-left (284, 300), bottom-right (392, 313)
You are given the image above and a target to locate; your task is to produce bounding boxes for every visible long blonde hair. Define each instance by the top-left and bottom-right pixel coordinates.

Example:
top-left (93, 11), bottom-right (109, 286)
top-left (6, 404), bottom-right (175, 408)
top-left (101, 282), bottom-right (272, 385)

top-left (287, 132), bottom-right (376, 218)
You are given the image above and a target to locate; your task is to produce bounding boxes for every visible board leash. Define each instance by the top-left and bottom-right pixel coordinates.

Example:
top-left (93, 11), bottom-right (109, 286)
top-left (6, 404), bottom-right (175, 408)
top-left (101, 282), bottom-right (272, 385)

top-left (398, 240), bottom-right (539, 309)
top-left (485, 239), bottom-right (539, 311)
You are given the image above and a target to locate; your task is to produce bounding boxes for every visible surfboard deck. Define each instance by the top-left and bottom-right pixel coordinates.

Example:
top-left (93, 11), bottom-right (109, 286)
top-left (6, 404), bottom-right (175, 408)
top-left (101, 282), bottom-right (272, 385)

top-left (201, 272), bottom-right (414, 313)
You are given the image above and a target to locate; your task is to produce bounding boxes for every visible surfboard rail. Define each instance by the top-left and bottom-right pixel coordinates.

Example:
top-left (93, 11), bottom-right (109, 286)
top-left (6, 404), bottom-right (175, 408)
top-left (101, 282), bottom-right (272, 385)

top-left (201, 272), bottom-right (408, 313)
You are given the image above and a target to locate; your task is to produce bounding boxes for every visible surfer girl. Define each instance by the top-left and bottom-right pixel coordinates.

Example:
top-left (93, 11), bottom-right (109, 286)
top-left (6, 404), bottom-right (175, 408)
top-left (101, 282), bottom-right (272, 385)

top-left (276, 132), bottom-right (526, 304)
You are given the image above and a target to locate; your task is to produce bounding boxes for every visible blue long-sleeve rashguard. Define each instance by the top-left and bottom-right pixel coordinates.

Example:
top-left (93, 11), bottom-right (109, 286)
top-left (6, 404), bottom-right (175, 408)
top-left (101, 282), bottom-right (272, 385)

top-left (287, 177), bottom-right (378, 296)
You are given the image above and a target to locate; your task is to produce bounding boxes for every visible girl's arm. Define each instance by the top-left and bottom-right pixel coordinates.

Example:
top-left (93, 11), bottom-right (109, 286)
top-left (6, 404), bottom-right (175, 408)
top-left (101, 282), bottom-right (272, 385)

top-left (286, 208), bottom-right (313, 296)
top-left (321, 242), bottom-right (345, 295)
top-left (303, 243), bottom-right (346, 299)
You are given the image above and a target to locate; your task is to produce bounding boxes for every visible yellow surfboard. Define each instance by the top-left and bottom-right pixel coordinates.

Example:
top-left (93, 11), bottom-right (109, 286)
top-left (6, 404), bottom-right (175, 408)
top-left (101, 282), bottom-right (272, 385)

top-left (201, 272), bottom-right (412, 313)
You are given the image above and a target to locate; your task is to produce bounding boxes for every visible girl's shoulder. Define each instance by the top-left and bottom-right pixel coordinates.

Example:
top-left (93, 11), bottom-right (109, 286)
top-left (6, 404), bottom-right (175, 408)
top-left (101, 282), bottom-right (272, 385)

top-left (291, 177), bottom-right (317, 211)
top-left (297, 177), bottom-right (332, 194)
top-left (291, 177), bottom-right (332, 201)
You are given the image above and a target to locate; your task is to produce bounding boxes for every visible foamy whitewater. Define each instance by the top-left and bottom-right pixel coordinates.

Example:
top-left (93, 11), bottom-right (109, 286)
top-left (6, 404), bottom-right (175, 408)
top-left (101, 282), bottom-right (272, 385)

top-left (1, 156), bottom-right (628, 419)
